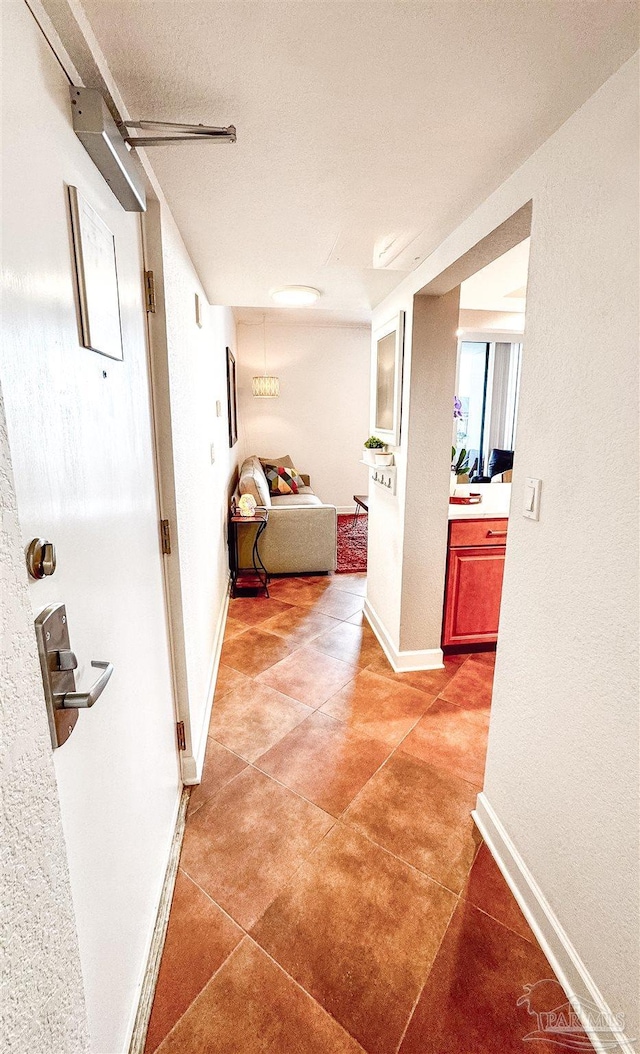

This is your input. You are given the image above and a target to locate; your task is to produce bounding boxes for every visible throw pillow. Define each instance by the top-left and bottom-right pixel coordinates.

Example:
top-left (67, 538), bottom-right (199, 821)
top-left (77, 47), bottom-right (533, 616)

top-left (259, 454), bottom-right (294, 470)
top-left (263, 462), bottom-right (304, 496)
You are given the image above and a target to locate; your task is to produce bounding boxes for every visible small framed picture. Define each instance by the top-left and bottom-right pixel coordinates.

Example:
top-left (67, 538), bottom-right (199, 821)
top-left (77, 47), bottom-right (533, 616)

top-left (68, 186), bottom-right (123, 361)
top-left (372, 311), bottom-right (404, 445)
top-left (226, 347), bottom-right (238, 448)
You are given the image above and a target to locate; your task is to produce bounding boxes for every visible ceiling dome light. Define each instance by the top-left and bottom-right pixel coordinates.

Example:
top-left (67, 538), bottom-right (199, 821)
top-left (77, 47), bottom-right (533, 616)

top-left (270, 285), bottom-right (320, 306)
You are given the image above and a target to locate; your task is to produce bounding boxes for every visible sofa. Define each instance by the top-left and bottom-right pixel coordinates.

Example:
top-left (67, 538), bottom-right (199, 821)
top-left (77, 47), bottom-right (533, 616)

top-left (235, 455), bottom-right (337, 574)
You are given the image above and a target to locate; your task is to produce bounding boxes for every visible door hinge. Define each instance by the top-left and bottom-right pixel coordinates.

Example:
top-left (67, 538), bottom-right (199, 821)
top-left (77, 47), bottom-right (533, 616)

top-left (176, 720), bottom-right (186, 751)
top-left (160, 518), bottom-right (171, 555)
top-left (144, 269), bottom-right (156, 313)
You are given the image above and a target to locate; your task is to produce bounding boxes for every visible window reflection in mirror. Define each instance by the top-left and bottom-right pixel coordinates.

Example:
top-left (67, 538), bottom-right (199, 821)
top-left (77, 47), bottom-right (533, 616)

top-left (455, 339), bottom-right (522, 478)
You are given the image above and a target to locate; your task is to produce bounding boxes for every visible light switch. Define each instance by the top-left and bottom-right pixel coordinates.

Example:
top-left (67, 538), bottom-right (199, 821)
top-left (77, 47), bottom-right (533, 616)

top-left (210, 443), bottom-right (216, 464)
top-left (523, 477), bottom-right (541, 520)
top-left (215, 400), bottom-right (222, 417)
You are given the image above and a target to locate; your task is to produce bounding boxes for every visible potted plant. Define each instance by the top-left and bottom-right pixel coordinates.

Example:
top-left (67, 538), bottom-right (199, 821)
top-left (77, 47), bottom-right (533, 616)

top-left (363, 435), bottom-right (392, 466)
top-left (451, 446), bottom-right (470, 493)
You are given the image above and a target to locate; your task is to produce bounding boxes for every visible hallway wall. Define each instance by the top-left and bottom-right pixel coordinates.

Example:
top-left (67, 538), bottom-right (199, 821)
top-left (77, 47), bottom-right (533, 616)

top-left (150, 199), bottom-right (241, 777)
top-left (369, 53), bottom-right (639, 1044)
top-left (236, 319), bottom-right (370, 510)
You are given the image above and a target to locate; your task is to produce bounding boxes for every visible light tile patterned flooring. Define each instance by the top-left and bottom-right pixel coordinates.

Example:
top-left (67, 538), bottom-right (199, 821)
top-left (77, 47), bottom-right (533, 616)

top-left (146, 573), bottom-right (588, 1054)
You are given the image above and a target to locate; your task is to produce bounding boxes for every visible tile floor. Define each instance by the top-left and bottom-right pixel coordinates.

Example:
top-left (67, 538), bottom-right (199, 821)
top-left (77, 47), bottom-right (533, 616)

top-left (145, 573), bottom-right (589, 1054)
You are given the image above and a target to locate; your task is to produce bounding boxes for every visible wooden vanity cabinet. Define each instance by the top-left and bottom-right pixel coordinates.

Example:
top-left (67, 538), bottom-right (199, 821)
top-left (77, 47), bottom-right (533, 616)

top-left (442, 518), bottom-right (508, 648)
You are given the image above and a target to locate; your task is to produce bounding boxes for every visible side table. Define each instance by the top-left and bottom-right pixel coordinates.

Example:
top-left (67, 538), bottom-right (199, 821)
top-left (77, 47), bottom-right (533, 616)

top-left (229, 509), bottom-right (270, 597)
top-left (351, 494), bottom-right (369, 532)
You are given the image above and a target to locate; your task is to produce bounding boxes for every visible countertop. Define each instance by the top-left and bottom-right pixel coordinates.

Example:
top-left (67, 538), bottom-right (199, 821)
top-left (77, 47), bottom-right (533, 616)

top-left (448, 483), bottom-right (511, 521)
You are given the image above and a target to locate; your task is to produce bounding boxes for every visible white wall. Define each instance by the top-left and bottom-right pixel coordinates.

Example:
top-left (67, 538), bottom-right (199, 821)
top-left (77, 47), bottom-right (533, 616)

top-left (369, 54), bottom-right (639, 1043)
top-left (1, 4), bottom-right (181, 1050)
top-left (458, 308), bottom-right (525, 334)
top-left (148, 198), bottom-right (240, 776)
top-left (400, 290), bottom-right (460, 656)
top-left (236, 320), bottom-right (370, 510)
top-left (1, 385), bottom-right (89, 1053)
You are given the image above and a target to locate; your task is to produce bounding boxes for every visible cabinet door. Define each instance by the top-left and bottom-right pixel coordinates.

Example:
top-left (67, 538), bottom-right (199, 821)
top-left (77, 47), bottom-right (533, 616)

top-left (443, 546), bottom-right (506, 647)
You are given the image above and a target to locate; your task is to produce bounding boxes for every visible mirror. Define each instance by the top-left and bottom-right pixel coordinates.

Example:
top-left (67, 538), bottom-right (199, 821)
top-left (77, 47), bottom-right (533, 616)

top-left (372, 311), bottom-right (404, 446)
top-left (454, 338), bottom-right (522, 480)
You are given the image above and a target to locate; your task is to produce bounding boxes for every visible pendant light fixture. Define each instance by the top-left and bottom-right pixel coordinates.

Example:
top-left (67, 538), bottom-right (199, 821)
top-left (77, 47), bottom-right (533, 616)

top-left (252, 315), bottom-right (280, 397)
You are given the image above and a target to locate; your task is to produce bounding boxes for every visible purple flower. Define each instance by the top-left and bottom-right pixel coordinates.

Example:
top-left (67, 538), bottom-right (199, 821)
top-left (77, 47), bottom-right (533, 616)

top-left (453, 395), bottom-right (463, 419)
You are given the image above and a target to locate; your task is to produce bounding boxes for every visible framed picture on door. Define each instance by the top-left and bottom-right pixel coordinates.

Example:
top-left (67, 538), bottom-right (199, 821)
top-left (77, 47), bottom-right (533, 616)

top-left (226, 347), bottom-right (238, 447)
top-left (68, 186), bottom-right (124, 361)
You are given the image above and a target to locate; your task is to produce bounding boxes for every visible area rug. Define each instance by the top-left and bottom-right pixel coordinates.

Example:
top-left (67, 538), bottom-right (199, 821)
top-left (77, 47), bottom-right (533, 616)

top-left (336, 513), bottom-right (368, 573)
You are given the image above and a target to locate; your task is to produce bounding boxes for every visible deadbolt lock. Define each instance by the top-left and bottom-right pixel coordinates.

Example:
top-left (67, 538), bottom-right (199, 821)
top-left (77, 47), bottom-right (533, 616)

top-left (26, 538), bottom-right (57, 579)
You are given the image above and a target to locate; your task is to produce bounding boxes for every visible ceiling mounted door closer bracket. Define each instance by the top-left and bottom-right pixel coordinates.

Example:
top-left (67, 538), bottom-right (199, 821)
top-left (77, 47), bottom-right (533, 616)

top-left (122, 120), bottom-right (237, 146)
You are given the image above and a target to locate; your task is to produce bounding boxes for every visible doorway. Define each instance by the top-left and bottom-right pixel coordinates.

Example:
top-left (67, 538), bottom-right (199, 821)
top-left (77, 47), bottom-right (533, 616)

top-left (443, 237), bottom-right (530, 655)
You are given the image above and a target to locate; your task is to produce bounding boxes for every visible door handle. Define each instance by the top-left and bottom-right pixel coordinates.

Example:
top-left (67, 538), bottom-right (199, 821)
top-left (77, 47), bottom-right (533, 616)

top-left (61, 661), bottom-right (114, 709)
top-left (486, 530), bottom-right (508, 537)
top-left (34, 602), bottom-right (114, 748)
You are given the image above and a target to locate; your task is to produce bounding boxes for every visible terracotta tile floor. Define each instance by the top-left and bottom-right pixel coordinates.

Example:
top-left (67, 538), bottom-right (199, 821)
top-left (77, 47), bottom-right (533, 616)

top-left (146, 574), bottom-right (590, 1054)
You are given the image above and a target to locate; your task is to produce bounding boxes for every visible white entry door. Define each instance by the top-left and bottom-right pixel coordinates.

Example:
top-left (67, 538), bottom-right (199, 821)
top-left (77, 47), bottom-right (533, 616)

top-left (1, 5), bottom-right (182, 1052)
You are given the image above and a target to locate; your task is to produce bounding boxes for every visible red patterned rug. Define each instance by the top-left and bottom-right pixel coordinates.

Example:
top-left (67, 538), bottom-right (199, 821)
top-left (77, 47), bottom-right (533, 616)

top-left (336, 513), bottom-right (368, 573)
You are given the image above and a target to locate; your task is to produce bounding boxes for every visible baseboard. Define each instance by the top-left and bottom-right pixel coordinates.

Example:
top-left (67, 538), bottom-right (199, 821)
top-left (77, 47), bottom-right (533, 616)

top-left (127, 787), bottom-right (190, 1054)
top-left (336, 505), bottom-right (363, 516)
top-left (473, 793), bottom-right (635, 1054)
top-left (181, 580), bottom-right (230, 785)
top-left (363, 599), bottom-right (444, 672)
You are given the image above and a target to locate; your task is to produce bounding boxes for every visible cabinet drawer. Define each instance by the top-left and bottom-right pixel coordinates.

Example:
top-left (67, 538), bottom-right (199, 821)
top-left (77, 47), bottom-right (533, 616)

top-left (449, 518), bottom-right (508, 548)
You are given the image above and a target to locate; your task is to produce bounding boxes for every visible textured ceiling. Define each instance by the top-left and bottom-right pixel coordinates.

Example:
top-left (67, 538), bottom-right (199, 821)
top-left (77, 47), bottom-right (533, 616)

top-left (81, 0), bottom-right (637, 320)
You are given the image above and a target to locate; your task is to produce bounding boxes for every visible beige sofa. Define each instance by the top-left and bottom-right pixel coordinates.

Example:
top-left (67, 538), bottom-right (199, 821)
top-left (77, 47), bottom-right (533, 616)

top-left (235, 455), bottom-right (337, 574)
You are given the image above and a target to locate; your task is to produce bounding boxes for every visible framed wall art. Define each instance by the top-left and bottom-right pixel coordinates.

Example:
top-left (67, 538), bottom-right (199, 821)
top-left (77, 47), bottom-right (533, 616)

top-left (68, 185), bottom-right (123, 361)
top-left (372, 310), bottom-right (404, 445)
top-left (226, 346), bottom-right (238, 447)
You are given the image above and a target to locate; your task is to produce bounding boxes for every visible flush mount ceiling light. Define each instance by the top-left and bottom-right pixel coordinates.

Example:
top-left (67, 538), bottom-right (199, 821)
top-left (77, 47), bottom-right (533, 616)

top-left (270, 286), bottom-right (321, 306)
top-left (252, 315), bottom-right (280, 398)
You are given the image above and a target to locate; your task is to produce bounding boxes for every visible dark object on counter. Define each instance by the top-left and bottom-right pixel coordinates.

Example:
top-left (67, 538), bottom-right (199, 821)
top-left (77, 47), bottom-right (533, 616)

top-left (471, 448), bottom-right (514, 483)
top-left (488, 449), bottom-right (514, 478)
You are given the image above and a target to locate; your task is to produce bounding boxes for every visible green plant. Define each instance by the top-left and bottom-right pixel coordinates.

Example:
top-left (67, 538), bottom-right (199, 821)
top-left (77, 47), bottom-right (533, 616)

top-left (364, 435), bottom-right (386, 449)
top-left (451, 446), bottom-right (470, 475)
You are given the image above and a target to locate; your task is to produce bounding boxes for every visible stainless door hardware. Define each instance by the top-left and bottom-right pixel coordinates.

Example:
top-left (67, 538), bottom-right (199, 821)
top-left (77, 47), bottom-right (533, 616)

top-left (122, 120), bottom-right (237, 147)
top-left (69, 87), bottom-right (147, 212)
top-left (26, 538), bottom-right (57, 579)
top-left (34, 603), bottom-right (114, 749)
top-left (62, 662), bottom-right (114, 709)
